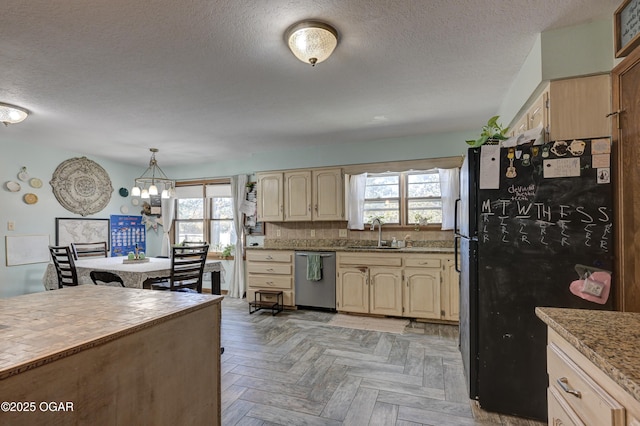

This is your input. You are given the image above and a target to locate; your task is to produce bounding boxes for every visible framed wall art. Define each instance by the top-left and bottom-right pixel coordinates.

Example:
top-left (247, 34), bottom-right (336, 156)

top-left (55, 218), bottom-right (110, 250)
top-left (615, 0), bottom-right (640, 57)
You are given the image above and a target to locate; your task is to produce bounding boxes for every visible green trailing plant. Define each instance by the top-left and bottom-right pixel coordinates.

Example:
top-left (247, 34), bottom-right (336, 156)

top-left (465, 115), bottom-right (510, 147)
top-left (221, 244), bottom-right (234, 259)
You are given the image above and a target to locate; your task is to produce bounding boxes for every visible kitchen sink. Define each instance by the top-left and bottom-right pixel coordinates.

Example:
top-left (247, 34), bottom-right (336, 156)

top-left (346, 246), bottom-right (400, 250)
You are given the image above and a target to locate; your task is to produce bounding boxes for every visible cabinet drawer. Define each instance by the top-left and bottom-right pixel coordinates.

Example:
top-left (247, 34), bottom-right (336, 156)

top-left (548, 387), bottom-right (586, 426)
top-left (248, 275), bottom-right (292, 289)
top-left (247, 263), bottom-right (292, 275)
top-left (404, 257), bottom-right (441, 268)
top-left (548, 343), bottom-right (625, 426)
top-left (338, 254), bottom-right (402, 267)
top-left (246, 250), bottom-right (293, 263)
top-left (247, 289), bottom-right (293, 306)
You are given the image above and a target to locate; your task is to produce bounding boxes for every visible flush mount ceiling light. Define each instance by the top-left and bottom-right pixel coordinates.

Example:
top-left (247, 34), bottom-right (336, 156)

top-left (285, 20), bottom-right (338, 66)
top-left (0, 103), bottom-right (29, 126)
top-left (131, 148), bottom-right (175, 199)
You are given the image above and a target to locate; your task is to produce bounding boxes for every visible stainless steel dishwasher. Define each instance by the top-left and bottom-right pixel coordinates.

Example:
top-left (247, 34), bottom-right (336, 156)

top-left (294, 251), bottom-right (336, 310)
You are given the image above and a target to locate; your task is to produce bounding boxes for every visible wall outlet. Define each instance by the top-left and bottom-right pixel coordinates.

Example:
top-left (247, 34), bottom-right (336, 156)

top-left (7, 221), bottom-right (14, 231)
top-left (310, 229), bottom-right (316, 237)
top-left (339, 229), bottom-right (347, 238)
top-left (276, 229), bottom-right (281, 237)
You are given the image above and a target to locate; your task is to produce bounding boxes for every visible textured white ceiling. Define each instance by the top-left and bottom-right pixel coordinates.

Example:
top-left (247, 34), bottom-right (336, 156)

top-left (0, 0), bottom-right (620, 166)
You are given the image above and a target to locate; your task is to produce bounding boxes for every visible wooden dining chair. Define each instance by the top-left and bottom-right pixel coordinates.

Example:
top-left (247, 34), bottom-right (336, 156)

top-left (71, 241), bottom-right (108, 260)
top-left (151, 244), bottom-right (209, 293)
top-left (49, 245), bottom-right (79, 288)
top-left (90, 270), bottom-right (125, 287)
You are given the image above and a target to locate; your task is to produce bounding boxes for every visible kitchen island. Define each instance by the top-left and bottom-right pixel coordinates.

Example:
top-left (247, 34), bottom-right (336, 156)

top-left (0, 286), bottom-right (223, 425)
top-left (536, 307), bottom-right (640, 425)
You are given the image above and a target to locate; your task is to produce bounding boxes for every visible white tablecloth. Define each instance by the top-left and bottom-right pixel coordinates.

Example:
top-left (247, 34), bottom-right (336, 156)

top-left (43, 256), bottom-right (224, 290)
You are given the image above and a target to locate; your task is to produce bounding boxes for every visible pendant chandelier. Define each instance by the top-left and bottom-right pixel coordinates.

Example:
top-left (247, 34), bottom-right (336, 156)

top-left (131, 148), bottom-right (174, 199)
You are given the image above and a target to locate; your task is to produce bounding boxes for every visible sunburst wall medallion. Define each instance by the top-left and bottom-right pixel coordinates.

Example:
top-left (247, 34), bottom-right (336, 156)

top-left (50, 157), bottom-right (113, 216)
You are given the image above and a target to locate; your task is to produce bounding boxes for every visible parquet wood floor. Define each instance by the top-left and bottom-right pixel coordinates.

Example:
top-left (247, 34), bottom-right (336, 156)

top-left (221, 297), bottom-right (545, 426)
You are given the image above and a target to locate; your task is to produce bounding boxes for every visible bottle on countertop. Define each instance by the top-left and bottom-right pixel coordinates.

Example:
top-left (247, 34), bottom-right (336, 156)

top-left (391, 237), bottom-right (397, 247)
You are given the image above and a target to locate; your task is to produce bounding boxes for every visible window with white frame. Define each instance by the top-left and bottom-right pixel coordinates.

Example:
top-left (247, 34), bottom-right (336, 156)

top-left (173, 182), bottom-right (236, 252)
top-left (363, 170), bottom-right (442, 226)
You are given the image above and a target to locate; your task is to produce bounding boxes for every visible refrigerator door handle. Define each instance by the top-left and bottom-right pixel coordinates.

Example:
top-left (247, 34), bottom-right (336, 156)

top-left (454, 198), bottom-right (460, 235)
top-left (454, 236), bottom-right (461, 273)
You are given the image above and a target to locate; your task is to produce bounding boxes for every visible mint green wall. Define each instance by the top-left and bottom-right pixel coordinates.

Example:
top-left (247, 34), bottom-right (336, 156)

top-left (541, 19), bottom-right (614, 80)
top-left (499, 18), bottom-right (615, 128)
top-left (164, 130), bottom-right (475, 179)
top-left (0, 140), bottom-right (158, 298)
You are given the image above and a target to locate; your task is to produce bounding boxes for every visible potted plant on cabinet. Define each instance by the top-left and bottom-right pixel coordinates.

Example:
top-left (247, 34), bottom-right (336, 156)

top-left (466, 115), bottom-right (510, 147)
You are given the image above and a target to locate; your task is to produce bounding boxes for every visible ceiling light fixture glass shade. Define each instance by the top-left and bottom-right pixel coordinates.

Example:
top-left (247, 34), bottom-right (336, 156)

top-left (0, 103), bottom-right (29, 126)
top-left (285, 20), bottom-right (338, 66)
top-left (132, 148), bottom-right (175, 200)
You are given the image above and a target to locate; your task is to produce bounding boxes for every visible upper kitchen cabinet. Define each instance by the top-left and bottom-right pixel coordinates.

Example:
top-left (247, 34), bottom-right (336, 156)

top-left (312, 168), bottom-right (344, 221)
top-left (548, 74), bottom-right (611, 141)
top-left (257, 167), bottom-right (344, 222)
top-left (256, 172), bottom-right (284, 222)
top-left (510, 74), bottom-right (611, 142)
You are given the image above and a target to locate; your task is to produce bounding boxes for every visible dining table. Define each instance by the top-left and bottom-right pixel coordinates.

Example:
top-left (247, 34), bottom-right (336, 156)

top-left (43, 256), bottom-right (224, 291)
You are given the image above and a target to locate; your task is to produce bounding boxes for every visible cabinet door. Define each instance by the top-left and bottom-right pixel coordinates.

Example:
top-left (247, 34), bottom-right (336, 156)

top-left (312, 168), bottom-right (343, 221)
top-left (549, 74), bottom-right (611, 141)
top-left (528, 89), bottom-right (548, 133)
top-left (284, 170), bottom-right (312, 221)
top-left (257, 173), bottom-right (283, 222)
top-left (441, 258), bottom-right (460, 321)
top-left (369, 267), bottom-right (403, 316)
top-left (337, 267), bottom-right (369, 313)
top-left (404, 268), bottom-right (440, 319)
top-left (512, 114), bottom-right (529, 136)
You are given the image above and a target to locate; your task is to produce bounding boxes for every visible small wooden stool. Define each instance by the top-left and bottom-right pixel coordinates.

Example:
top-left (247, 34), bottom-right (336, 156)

top-left (248, 290), bottom-right (284, 316)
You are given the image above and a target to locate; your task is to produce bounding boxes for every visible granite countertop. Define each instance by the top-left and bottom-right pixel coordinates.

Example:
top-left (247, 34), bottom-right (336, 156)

top-left (536, 307), bottom-right (640, 404)
top-left (246, 245), bottom-right (455, 253)
top-left (0, 286), bottom-right (223, 380)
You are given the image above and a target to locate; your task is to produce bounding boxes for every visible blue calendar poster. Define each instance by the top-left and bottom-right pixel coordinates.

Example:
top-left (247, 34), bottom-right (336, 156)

top-left (110, 215), bottom-right (145, 257)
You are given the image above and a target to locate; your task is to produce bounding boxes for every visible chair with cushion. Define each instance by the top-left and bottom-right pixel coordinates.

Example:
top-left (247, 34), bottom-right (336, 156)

top-left (71, 241), bottom-right (108, 260)
top-left (151, 244), bottom-right (209, 293)
top-left (49, 245), bottom-right (79, 288)
top-left (90, 270), bottom-right (125, 287)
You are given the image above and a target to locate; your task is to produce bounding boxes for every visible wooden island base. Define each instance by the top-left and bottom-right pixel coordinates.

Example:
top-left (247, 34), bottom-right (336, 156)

top-left (0, 286), bottom-right (223, 425)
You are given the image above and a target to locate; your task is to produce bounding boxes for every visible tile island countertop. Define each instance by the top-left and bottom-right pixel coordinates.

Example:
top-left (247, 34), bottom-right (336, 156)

top-left (0, 285), bottom-right (223, 380)
top-left (535, 307), bottom-right (640, 405)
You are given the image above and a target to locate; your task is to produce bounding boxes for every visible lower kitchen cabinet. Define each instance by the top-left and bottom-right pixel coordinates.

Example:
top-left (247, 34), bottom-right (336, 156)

top-left (336, 251), bottom-right (458, 322)
top-left (336, 253), bottom-right (403, 315)
top-left (369, 267), bottom-right (403, 316)
top-left (404, 268), bottom-right (440, 319)
top-left (546, 329), bottom-right (631, 426)
top-left (246, 249), bottom-right (295, 307)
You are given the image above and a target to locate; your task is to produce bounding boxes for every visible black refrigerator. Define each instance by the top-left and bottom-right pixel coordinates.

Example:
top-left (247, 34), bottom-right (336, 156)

top-left (455, 138), bottom-right (614, 421)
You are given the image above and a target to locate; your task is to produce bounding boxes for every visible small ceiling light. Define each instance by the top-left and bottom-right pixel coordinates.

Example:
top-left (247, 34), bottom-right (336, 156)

top-left (132, 148), bottom-right (175, 200)
top-left (0, 103), bottom-right (29, 126)
top-left (285, 20), bottom-right (338, 66)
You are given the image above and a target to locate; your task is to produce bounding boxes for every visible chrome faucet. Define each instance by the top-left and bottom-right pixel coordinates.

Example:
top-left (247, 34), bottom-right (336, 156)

top-left (370, 218), bottom-right (383, 247)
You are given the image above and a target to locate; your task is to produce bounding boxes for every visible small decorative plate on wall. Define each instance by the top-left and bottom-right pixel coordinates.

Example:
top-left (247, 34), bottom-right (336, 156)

top-left (23, 193), bottom-right (38, 205)
top-left (50, 157), bottom-right (113, 216)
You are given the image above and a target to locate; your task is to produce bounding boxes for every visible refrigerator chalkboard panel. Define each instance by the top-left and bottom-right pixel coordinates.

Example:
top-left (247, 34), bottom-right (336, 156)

top-left (466, 139), bottom-right (613, 420)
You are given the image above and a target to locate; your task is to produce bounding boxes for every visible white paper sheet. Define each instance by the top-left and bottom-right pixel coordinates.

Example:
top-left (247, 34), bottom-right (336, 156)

top-left (543, 158), bottom-right (581, 178)
top-left (479, 145), bottom-right (501, 189)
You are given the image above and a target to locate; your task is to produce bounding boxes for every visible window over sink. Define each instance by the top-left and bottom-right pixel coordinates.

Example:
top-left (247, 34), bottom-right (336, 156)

top-left (364, 170), bottom-right (442, 226)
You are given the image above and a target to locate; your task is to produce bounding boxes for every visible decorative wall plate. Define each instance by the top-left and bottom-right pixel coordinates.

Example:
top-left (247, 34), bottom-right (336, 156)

top-left (131, 198), bottom-right (140, 206)
top-left (5, 181), bottom-right (21, 192)
top-left (29, 178), bottom-right (42, 188)
top-left (17, 167), bottom-right (29, 182)
top-left (120, 205), bottom-right (129, 214)
top-left (23, 193), bottom-right (38, 204)
top-left (50, 157), bottom-right (113, 216)
top-left (119, 187), bottom-right (129, 197)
